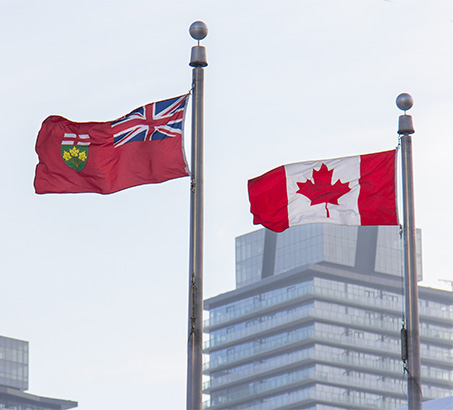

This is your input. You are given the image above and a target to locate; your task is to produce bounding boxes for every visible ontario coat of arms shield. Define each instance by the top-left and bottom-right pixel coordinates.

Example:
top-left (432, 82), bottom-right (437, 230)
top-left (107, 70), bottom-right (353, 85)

top-left (61, 133), bottom-right (91, 172)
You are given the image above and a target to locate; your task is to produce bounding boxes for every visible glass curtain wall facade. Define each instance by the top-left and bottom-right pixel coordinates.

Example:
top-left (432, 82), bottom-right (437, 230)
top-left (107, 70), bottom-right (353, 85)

top-left (0, 336), bottom-right (28, 392)
top-left (203, 225), bottom-right (453, 410)
top-left (0, 335), bottom-right (77, 410)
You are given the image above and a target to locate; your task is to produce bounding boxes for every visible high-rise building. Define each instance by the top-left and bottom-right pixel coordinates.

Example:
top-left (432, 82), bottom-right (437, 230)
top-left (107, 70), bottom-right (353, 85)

top-left (0, 335), bottom-right (77, 410)
top-left (202, 224), bottom-right (453, 410)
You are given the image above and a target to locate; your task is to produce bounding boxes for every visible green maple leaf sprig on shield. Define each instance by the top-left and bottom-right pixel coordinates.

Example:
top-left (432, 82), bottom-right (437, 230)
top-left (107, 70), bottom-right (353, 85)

top-left (296, 164), bottom-right (351, 218)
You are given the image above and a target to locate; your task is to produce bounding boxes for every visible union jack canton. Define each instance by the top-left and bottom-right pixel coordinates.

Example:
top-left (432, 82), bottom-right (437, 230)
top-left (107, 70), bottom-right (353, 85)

top-left (111, 94), bottom-right (189, 148)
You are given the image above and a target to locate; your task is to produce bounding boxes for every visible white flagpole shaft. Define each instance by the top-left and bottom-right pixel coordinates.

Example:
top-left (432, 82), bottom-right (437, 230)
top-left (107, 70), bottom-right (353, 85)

top-left (397, 93), bottom-right (422, 410)
top-left (187, 21), bottom-right (208, 410)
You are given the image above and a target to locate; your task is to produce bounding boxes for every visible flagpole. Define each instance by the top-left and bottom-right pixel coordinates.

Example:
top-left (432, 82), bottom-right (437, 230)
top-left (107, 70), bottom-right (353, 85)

top-left (397, 93), bottom-right (422, 410)
top-left (187, 21), bottom-right (208, 410)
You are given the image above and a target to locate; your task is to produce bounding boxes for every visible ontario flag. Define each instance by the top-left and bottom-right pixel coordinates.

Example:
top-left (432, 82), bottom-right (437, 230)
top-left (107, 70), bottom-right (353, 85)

top-left (34, 94), bottom-right (190, 194)
top-left (248, 150), bottom-right (398, 232)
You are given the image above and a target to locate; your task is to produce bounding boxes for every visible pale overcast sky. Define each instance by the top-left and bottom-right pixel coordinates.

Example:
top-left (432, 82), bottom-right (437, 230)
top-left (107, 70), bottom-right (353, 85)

top-left (1, 1), bottom-right (452, 409)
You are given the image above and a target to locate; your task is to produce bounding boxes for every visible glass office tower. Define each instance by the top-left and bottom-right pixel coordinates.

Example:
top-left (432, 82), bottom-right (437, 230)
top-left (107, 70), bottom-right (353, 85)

top-left (0, 335), bottom-right (77, 410)
top-left (203, 225), bottom-right (453, 410)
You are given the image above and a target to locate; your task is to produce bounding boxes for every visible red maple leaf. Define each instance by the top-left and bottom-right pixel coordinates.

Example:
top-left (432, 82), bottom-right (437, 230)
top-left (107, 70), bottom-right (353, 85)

top-left (296, 163), bottom-right (351, 218)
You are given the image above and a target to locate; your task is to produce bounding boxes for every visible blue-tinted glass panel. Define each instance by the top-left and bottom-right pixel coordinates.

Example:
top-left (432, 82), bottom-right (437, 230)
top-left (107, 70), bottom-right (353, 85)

top-left (0, 335), bottom-right (29, 391)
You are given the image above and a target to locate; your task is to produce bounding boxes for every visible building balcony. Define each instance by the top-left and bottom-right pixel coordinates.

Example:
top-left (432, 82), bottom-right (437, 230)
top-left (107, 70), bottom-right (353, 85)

top-left (203, 347), bottom-right (453, 393)
top-left (203, 327), bottom-right (452, 373)
top-left (204, 306), bottom-right (453, 352)
top-left (203, 366), bottom-right (449, 410)
top-left (204, 387), bottom-right (407, 410)
top-left (203, 368), bottom-right (413, 410)
top-left (204, 284), bottom-right (453, 331)
top-left (204, 328), bottom-right (400, 372)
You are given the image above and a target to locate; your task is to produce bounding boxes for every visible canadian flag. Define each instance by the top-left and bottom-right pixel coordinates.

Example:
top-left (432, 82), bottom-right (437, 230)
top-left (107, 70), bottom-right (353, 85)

top-left (248, 150), bottom-right (398, 232)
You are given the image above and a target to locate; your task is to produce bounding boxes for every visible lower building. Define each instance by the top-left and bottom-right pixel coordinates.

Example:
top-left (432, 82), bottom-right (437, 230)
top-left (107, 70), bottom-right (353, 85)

top-left (203, 224), bottom-right (453, 410)
top-left (0, 335), bottom-right (77, 410)
top-left (392, 395), bottom-right (453, 410)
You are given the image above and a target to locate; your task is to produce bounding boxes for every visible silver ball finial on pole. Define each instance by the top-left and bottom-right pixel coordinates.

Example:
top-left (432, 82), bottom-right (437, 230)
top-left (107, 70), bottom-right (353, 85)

top-left (189, 21), bottom-right (208, 41)
top-left (189, 21), bottom-right (208, 67)
top-left (396, 93), bottom-right (414, 113)
top-left (397, 93), bottom-right (415, 135)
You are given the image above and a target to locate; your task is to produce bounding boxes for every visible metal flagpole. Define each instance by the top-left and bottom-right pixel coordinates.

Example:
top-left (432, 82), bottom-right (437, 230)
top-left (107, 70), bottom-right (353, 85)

top-left (396, 93), bottom-right (422, 410)
top-left (187, 21), bottom-right (208, 410)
